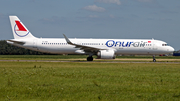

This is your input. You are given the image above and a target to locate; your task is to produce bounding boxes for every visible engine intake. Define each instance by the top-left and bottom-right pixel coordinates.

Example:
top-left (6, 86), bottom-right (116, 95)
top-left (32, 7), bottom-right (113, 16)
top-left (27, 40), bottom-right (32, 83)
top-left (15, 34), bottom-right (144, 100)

top-left (97, 50), bottom-right (115, 59)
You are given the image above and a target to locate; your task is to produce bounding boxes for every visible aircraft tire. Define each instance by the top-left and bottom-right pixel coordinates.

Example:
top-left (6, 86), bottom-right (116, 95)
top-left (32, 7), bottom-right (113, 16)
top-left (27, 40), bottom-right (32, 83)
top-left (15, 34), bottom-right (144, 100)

top-left (87, 56), bottom-right (93, 61)
top-left (153, 59), bottom-right (156, 62)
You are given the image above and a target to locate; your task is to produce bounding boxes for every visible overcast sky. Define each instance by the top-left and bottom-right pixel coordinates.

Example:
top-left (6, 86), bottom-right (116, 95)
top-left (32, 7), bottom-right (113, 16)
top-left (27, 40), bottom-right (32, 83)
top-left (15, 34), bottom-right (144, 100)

top-left (0, 0), bottom-right (180, 50)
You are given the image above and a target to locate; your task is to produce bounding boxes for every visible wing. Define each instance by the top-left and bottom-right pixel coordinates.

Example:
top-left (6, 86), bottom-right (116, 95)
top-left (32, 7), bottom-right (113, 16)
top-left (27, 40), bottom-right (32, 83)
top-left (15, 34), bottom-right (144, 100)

top-left (63, 34), bottom-right (106, 53)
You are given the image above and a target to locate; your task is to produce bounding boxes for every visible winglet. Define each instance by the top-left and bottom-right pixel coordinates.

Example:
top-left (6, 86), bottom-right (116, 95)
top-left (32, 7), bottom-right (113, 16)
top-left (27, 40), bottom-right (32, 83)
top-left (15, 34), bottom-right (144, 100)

top-left (63, 34), bottom-right (73, 44)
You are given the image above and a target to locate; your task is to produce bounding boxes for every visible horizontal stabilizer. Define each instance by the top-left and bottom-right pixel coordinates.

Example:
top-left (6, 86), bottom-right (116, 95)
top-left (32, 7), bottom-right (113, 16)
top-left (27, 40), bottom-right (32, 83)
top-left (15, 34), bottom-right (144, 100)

top-left (7, 39), bottom-right (25, 45)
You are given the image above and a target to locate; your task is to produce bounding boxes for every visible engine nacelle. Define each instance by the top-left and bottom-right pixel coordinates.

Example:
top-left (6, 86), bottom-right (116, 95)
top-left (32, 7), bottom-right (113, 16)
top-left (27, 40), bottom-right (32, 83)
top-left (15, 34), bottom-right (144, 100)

top-left (97, 50), bottom-right (115, 59)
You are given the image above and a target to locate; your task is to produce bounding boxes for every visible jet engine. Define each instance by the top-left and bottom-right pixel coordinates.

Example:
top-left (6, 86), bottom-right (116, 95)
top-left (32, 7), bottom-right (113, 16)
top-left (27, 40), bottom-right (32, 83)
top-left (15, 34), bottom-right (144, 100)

top-left (97, 50), bottom-right (115, 59)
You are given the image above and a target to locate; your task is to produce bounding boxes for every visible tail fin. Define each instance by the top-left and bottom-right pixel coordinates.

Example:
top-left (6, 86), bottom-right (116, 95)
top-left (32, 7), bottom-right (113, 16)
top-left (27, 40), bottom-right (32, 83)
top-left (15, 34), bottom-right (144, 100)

top-left (9, 16), bottom-right (36, 39)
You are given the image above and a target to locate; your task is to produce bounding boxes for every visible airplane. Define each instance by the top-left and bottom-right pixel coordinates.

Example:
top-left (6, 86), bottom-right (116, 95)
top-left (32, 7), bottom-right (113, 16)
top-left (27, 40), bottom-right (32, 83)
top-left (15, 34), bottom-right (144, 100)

top-left (7, 16), bottom-right (174, 62)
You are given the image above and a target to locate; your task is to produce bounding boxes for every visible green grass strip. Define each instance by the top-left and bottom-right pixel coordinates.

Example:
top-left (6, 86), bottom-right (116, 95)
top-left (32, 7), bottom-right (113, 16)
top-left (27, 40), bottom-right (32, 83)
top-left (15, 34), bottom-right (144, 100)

top-left (0, 62), bottom-right (180, 100)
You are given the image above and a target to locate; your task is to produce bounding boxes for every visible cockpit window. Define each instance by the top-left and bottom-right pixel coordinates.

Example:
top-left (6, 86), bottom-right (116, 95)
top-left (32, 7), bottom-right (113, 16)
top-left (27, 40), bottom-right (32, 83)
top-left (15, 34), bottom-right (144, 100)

top-left (162, 44), bottom-right (169, 46)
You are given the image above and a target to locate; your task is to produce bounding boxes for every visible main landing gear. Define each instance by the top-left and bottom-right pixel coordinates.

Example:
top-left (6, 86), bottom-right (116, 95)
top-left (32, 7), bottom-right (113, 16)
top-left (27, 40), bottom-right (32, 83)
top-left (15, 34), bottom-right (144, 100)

top-left (153, 55), bottom-right (156, 62)
top-left (87, 56), bottom-right (93, 61)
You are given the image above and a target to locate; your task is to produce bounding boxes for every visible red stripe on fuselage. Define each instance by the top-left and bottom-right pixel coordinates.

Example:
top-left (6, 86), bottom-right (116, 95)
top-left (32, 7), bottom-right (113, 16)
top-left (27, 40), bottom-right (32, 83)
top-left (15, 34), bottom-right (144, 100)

top-left (15, 21), bottom-right (27, 31)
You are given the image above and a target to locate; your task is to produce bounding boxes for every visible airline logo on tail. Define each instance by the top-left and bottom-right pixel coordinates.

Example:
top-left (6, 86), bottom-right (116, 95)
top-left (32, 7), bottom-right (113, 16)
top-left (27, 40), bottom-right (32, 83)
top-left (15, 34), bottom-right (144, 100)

top-left (14, 20), bottom-right (29, 37)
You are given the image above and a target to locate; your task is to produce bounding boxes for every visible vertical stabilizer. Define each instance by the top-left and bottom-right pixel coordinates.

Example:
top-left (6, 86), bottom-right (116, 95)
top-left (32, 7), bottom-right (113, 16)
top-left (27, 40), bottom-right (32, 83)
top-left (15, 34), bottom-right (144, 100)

top-left (9, 16), bottom-right (36, 39)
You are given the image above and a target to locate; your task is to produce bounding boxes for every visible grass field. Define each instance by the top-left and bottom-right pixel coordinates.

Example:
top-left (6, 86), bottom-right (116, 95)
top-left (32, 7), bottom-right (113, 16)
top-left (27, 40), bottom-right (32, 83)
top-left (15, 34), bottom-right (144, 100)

top-left (0, 56), bottom-right (180, 101)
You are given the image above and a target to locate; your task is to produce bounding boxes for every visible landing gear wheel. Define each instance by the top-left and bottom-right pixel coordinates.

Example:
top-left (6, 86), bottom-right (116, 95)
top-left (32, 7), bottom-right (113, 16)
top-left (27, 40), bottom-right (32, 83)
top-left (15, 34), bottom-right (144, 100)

top-left (87, 56), bottom-right (93, 61)
top-left (153, 55), bottom-right (156, 62)
top-left (153, 59), bottom-right (156, 62)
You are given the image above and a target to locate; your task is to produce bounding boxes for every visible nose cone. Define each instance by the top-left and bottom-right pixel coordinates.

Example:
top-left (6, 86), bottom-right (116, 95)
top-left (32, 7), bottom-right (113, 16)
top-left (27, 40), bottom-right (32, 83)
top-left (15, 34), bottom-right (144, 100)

top-left (168, 46), bottom-right (175, 53)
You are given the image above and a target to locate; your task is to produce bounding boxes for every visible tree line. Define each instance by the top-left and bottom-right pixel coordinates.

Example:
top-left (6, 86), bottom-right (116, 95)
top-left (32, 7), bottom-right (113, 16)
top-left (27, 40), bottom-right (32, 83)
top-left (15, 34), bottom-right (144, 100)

top-left (0, 40), bottom-right (51, 55)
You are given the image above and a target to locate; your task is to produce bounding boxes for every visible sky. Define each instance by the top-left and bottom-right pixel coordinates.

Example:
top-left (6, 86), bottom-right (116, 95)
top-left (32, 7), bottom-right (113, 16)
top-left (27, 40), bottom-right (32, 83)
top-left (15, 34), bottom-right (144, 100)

top-left (0, 0), bottom-right (180, 50)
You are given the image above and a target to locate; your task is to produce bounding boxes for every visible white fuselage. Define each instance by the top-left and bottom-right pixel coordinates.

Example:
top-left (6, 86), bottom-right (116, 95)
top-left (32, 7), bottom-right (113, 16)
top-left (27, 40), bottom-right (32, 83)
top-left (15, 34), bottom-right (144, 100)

top-left (7, 16), bottom-right (175, 61)
top-left (7, 38), bottom-right (174, 55)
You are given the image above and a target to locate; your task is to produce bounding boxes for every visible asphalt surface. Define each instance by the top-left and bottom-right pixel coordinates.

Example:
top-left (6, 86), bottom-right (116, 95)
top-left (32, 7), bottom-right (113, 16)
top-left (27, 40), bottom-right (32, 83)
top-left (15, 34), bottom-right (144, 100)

top-left (0, 60), bottom-right (180, 64)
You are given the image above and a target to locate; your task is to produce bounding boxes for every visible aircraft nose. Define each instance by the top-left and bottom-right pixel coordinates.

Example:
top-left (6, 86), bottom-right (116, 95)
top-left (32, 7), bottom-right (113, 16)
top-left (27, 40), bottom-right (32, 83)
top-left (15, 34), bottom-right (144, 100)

top-left (168, 46), bottom-right (174, 53)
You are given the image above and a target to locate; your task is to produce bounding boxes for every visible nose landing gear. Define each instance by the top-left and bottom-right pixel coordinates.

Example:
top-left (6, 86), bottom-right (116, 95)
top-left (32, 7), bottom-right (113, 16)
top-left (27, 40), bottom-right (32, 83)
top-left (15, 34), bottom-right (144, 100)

top-left (153, 55), bottom-right (156, 62)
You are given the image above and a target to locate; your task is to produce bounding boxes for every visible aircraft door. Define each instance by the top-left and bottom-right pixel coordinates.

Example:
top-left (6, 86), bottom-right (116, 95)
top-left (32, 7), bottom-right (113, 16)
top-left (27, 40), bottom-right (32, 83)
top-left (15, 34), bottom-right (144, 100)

top-left (33, 39), bottom-right (37, 48)
top-left (152, 41), bottom-right (157, 50)
top-left (77, 41), bottom-right (82, 45)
